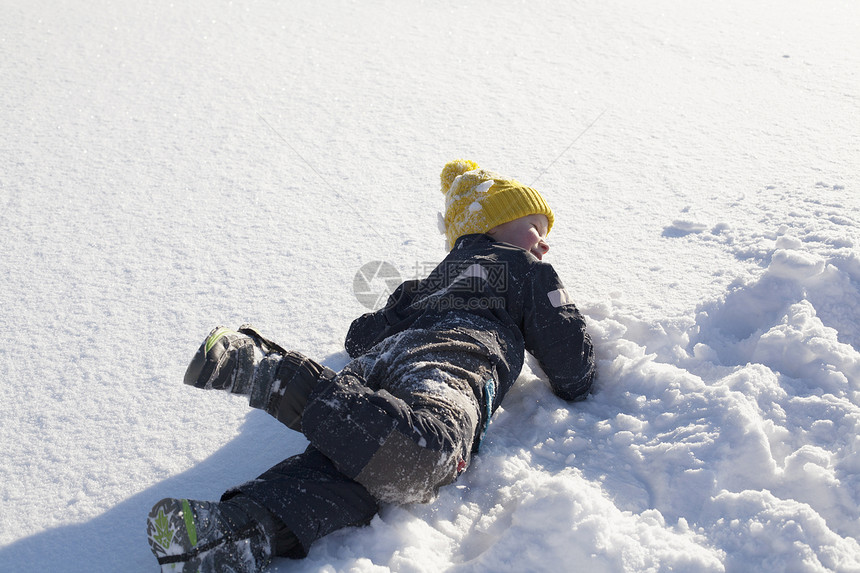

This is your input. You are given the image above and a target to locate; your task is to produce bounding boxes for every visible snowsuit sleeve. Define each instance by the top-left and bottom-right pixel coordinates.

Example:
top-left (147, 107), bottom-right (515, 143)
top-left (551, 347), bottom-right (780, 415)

top-left (522, 265), bottom-right (595, 401)
top-left (344, 279), bottom-right (421, 359)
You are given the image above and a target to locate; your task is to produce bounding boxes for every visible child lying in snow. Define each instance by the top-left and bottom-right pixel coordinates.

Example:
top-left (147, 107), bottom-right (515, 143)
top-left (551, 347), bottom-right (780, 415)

top-left (146, 159), bottom-right (596, 572)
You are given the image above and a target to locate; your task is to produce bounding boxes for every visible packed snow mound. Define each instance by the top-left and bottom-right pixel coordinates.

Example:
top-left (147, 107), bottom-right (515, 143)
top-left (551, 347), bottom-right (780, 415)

top-left (566, 199), bottom-right (860, 572)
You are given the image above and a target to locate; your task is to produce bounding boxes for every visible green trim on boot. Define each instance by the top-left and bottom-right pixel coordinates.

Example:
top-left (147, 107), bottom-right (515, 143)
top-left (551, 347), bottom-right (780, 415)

top-left (146, 497), bottom-right (273, 573)
top-left (204, 327), bottom-right (234, 355)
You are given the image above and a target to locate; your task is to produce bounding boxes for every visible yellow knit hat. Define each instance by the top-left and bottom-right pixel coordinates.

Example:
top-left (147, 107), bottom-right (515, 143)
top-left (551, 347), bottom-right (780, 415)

top-left (439, 159), bottom-right (554, 250)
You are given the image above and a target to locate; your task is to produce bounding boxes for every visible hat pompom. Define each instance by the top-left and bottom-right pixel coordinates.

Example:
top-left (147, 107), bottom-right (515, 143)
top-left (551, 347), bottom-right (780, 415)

top-left (440, 159), bottom-right (480, 194)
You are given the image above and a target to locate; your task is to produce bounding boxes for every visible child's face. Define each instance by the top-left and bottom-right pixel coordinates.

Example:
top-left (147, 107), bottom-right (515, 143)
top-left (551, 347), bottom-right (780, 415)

top-left (487, 214), bottom-right (550, 260)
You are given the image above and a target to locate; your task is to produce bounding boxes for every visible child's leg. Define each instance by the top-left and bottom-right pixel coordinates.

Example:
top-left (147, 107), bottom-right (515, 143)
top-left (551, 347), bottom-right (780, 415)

top-left (183, 325), bottom-right (335, 431)
top-left (251, 350), bottom-right (336, 432)
top-left (302, 372), bottom-right (477, 504)
top-left (223, 446), bottom-right (379, 558)
top-left (147, 449), bottom-right (377, 569)
top-left (301, 330), bottom-right (492, 505)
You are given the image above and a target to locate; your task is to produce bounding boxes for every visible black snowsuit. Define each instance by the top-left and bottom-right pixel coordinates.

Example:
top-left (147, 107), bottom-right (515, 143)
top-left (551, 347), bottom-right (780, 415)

top-left (227, 233), bottom-right (595, 556)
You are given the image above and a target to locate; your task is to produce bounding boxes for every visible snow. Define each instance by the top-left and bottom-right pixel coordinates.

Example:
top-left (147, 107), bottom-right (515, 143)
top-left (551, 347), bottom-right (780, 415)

top-left (1, 0), bottom-right (858, 571)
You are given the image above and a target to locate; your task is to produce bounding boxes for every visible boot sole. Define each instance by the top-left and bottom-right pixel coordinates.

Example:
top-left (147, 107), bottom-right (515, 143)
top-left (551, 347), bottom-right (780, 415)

top-left (146, 498), bottom-right (201, 572)
top-left (183, 326), bottom-right (235, 388)
top-left (146, 498), bottom-right (269, 572)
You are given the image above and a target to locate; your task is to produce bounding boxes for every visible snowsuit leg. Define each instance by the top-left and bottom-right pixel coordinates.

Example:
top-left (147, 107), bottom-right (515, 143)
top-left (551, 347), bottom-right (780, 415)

top-left (219, 349), bottom-right (378, 558)
top-left (247, 350), bottom-right (336, 432)
top-left (224, 329), bottom-right (494, 556)
top-left (224, 446), bottom-right (379, 558)
top-left (302, 328), bottom-right (494, 504)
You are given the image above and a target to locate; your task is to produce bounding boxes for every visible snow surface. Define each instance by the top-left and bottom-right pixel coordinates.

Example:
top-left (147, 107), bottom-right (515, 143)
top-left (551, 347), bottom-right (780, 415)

top-left (1, 1), bottom-right (859, 571)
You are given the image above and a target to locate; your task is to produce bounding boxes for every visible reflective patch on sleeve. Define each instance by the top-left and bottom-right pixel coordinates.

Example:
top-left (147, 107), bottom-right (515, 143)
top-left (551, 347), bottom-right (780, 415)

top-left (457, 263), bottom-right (488, 282)
top-left (547, 288), bottom-right (573, 307)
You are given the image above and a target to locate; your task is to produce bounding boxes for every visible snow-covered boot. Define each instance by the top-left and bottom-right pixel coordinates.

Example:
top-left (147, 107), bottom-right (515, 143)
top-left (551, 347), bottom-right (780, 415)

top-left (183, 326), bottom-right (258, 393)
top-left (146, 497), bottom-right (275, 573)
top-left (183, 324), bottom-right (334, 431)
top-left (183, 324), bottom-right (289, 394)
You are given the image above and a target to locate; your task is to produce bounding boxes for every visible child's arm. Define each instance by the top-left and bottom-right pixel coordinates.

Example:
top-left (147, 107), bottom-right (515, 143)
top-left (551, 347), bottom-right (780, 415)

top-left (344, 279), bottom-right (422, 358)
top-left (522, 266), bottom-right (596, 401)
